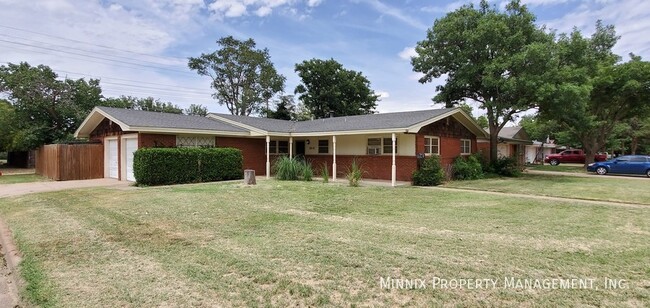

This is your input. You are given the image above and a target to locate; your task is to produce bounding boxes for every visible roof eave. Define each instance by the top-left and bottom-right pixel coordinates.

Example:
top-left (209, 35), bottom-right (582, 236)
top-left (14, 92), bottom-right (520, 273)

top-left (74, 107), bottom-right (130, 138)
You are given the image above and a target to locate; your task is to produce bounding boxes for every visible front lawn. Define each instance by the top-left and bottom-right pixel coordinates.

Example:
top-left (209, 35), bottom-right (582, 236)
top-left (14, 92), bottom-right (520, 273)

top-left (526, 164), bottom-right (586, 173)
top-left (445, 173), bottom-right (650, 205)
top-left (0, 174), bottom-right (48, 184)
top-left (0, 181), bottom-right (648, 306)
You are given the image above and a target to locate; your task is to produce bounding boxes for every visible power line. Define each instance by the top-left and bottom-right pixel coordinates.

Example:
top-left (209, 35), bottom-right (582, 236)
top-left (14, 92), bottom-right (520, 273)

top-left (0, 39), bottom-right (195, 75)
top-left (54, 69), bottom-right (211, 92)
top-left (0, 24), bottom-right (187, 62)
top-left (0, 33), bottom-right (186, 69)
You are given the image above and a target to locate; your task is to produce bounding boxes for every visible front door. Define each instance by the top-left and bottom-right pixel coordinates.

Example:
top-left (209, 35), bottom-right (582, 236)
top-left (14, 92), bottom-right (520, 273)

top-left (296, 141), bottom-right (306, 157)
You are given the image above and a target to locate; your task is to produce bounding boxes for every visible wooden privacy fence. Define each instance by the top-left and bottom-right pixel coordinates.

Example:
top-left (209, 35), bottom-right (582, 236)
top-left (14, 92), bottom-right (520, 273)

top-left (36, 144), bottom-right (104, 181)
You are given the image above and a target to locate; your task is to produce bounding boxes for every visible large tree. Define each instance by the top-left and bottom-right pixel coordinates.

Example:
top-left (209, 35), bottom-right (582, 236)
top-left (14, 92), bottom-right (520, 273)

top-left (540, 23), bottom-right (650, 164)
top-left (188, 36), bottom-right (286, 116)
top-left (0, 62), bottom-right (103, 150)
top-left (294, 58), bottom-right (379, 118)
top-left (411, 0), bottom-right (555, 162)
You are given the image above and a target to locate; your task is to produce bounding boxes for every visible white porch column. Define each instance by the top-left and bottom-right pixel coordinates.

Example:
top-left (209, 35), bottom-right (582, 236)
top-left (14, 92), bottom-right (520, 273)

top-left (266, 135), bottom-right (270, 179)
top-left (391, 133), bottom-right (396, 187)
top-left (332, 136), bottom-right (337, 181)
top-left (289, 137), bottom-right (293, 159)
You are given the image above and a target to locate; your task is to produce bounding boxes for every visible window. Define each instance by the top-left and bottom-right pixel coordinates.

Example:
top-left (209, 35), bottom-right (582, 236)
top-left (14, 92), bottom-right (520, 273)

top-left (367, 138), bottom-right (381, 155)
top-left (176, 136), bottom-right (215, 147)
top-left (318, 140), bottom-right (329, 154)
top-left (382, 138), bottom-right (395, 155)
top-left (461, 139), bottom-right (471, 155)
top-left (267, 140), bottom-right (290, 154)
top-left (630, 156), bottom-right (647, 162)
top-left (424, 136), bottom-right (439, 155)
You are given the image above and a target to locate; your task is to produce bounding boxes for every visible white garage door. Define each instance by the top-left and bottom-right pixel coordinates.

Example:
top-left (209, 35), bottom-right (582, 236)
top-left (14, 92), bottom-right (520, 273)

top-left (107, 139), bottom-right (118, 179)
top-left (125, 138), bottom-right (138, 182)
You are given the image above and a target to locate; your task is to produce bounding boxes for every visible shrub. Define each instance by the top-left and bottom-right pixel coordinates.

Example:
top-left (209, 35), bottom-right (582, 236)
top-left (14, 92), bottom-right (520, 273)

top-left (346, 159), bottom-right (363, 187)
top-left (133, 147), bottom-right (243, 186)
top-left (452, 154), bottom-right (484, 180)
top-left (274, 156), bottom-right (313, 181)
top-left (302, 161), bottom-right (313, 181)
top-left (412, 155), bottom-right (445, 186)
top-left (320, 163), bottom-right (329, 183)
top-left (490, 156), bottom-right (521, 177)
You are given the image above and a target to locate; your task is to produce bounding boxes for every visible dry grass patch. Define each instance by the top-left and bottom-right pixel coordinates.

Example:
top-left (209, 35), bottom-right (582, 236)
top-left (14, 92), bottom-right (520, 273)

top-left (0, 180), bottom-right (648, 306)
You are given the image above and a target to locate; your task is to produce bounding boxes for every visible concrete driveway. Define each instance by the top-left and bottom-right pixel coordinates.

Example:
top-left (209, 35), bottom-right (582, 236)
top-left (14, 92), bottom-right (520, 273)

top-left (0, 178), bottom-right (132, 198)
top-left (526, 170), bottom-right (649, 180)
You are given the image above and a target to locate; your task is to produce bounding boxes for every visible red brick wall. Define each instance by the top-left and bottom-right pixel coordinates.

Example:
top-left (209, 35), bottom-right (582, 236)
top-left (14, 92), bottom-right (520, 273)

top-left (477, 141), bottom-right (490, 161)
top-left (217, 137), bottom-right (267, 175)
top-left (139, 133), bottom-right (176, 148)
top-left (305, 155), bottom-right (417, 181)
top-left (416, 116), bottom-right (478, 165)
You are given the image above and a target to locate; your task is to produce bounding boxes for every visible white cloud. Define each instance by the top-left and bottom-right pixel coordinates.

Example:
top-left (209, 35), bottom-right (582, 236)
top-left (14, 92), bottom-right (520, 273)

top-left (208, 0), bottom-right (322, 19)
top-left (359, 0), bottom-right (428, 30)
top-left (307, 0), bottom-right (322, 7)
top-left (376, 91), bottom-right (390, 99)
top-left (398, 46), bottom-right (417, 61)
top-left (255, 6), bottom-right (273, 16)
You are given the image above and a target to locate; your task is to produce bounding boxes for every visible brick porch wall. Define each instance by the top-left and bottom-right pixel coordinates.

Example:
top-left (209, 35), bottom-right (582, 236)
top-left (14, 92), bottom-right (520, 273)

top-left (217, 137), bottom-right (267, 175)
top-left (139, 133), bottom-right (176, 148)
top-left (305, 155), bottom-right (417, 181)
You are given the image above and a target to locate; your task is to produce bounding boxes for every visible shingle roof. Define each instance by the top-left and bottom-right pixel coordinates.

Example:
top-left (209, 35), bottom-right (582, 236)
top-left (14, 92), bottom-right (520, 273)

top-left (210, 113), bottom-right (295, 133)
top-left (97, 106), bottom-right (247, 132)
top-left (293, 109), bottom-right (454, 133)
top-left (498, 127), bottom-right (523, 139)
top-left (209, 108), bottom-right (456, 133)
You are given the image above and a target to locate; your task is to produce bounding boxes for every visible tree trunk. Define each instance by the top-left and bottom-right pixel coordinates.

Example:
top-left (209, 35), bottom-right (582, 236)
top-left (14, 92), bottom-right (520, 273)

top-left (631, 136), bottom-right (638, 155)
top-left (582, 142), bottom-right (599, 167)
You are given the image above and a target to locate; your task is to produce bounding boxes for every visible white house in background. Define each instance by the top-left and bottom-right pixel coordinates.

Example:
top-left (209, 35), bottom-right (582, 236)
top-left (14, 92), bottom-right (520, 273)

top-left (525, 140), bottom-right (557, 164)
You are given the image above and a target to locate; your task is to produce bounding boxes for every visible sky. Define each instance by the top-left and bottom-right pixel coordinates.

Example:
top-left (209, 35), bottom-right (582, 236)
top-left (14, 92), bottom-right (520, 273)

top-left (1, 0), bottom-right (649, 118)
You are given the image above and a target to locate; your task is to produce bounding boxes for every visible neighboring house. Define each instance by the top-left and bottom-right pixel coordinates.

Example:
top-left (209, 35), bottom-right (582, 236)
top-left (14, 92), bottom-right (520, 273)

top-left (525, 140), bottom-right (557, 164)
top-left (477, 126), bottom-right (533, 165)
top-left (75, 106), bottom-right (488, 185)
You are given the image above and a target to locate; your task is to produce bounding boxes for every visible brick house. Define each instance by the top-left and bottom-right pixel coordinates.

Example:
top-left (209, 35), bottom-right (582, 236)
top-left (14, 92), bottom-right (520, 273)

top-left (75, 106), bottom-right (488, 185)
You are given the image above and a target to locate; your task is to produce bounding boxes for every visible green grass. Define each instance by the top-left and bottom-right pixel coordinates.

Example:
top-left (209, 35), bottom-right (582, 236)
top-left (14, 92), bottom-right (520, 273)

top-left (445, 173), bottom-right (650, 205)
top-left (0, 181), bottom-right (648, 306)
top-left (526, 164), bottom-right (586, 173)
top-left (0, 174), bottom-right (48, 184)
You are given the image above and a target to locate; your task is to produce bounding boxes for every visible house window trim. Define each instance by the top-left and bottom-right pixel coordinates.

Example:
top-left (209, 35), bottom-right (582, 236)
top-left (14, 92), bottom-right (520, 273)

top-left (424, 136), bottom-right (440, 156)
top-left (267, 140), bottom-right (290, 155)
top-left (176, 135), bottom-right (215, 148)
top-left (318, 139), bottom-right (329, 154)
top-left (460, 139), bottom-right (471, 155)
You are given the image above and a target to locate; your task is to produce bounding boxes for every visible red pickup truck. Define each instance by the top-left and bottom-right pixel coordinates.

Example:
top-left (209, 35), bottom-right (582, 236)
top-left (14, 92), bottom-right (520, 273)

top-left (544, 150), bottom-right (608, 166)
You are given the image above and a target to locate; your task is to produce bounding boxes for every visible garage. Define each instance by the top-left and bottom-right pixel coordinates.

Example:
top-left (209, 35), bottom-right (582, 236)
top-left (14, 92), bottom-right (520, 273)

top-left (107, 139), bottom-right (118, 179)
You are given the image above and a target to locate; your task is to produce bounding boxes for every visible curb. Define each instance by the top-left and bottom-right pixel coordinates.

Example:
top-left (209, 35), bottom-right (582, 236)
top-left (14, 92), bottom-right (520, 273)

top-left (0, 218), bottom-right (22, 306)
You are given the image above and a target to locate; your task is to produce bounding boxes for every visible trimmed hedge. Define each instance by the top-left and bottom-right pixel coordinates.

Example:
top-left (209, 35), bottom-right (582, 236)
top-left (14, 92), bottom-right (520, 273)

top-left (133, 147), bottom-right (243, 186)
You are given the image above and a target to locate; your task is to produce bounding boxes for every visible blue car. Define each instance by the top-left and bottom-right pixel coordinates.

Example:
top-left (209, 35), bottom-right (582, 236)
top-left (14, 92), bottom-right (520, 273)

top-left (587, 155), bottom-right (650, 177)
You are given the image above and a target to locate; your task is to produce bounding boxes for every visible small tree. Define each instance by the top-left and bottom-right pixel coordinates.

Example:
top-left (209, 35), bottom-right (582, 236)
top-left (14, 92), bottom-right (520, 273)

top-left (295, 58), bottom-right (378, 118)
top-left (188, 36), bottom-right (286, 116)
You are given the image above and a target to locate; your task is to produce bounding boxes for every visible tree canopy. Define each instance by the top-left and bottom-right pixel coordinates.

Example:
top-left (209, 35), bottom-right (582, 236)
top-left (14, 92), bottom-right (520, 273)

top-left (538, 22), bottom-right (650, 163)
top-left (412, 0), bottom-right (555, 162)
top-left (188, 36), bottom-right (286, 116)
top-left (0, 62), bottom-right (103, 150)
top-left (294, 58), bottom-right (379, 118)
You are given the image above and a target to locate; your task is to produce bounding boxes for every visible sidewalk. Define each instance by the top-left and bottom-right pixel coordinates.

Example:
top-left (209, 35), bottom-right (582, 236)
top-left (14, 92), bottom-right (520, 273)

top-left (0, 178), bottom-right (132, 198)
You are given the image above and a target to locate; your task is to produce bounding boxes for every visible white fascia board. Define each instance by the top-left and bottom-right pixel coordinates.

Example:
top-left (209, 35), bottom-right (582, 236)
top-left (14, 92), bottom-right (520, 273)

top-left (290, 128), bottom-right (406, 137)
